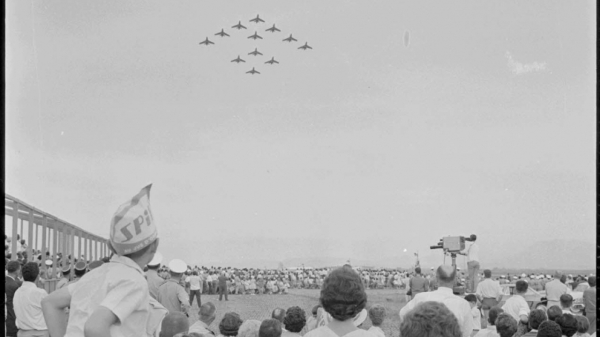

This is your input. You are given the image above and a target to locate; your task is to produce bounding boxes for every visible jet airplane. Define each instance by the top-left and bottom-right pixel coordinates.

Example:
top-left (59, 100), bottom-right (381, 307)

top-left (266, 24), bottom-right (281, 33)
top-left (246, 67), bottom-right (260, 75)
top-left (250, 15), bottom-right (265, 23)
top-left (215, 29), bottom-right (230, 37)
top-left (248, 31), bottom-right (263, 40)
top-left (248, 48), bottom-right (263, 56)
top-left (298, 42), bottom-right (312, 50)
top-left (231, 55), bottom-right (246, 63)
top-left (232, 21), bottom-right (247, 30)
top-left (282, 34), bottom-right (297, 42)
top-left (199, 37), bottom-right (214, 45)
top-left (265, 57), bottom-right (279, 65)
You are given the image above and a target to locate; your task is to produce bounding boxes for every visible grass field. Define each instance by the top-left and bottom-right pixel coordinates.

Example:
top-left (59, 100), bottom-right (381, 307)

top-left (187, 288), bottom-right (409, 337)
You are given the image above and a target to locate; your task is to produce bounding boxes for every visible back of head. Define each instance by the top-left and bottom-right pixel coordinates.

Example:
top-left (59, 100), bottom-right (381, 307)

top-left (238, 320), bottom-right (262, 337)
top-left (21, 262), bottom-right (40, 282)
top-left (528, 309), bottom-right (547, 330)
top-left (515, 280), bottom-right (528, 293)
top-left (415, 267), bottom-right (421, 274)
top-left (320, 267), bottom-right (367, 321)
top-left (199, 302), bottom-right (216, 323)
top-left (495, 314), bottom-right (518, 337)
top-left (559, 294), bottom-right (573, 308)
top-left (484, 269), bottom-right (492, 278)
top-left (488, 307), bottom-right (504, 326)
top-left (259, 319), bottom-right (282, 337)
top-left (436, 265), bottom-right (456, 286)
top-left (574, 315), bottom-right (590, 334)
top-left (555, 313), bottom-right (577, 337)
top-left (464, 294), bottom-right (477, 303)
top-left (588, 276), bottom-right (596, 287)
top-left (368, 305), bottom-right (386, 327)
top-left (283, 306), bottom-right (306, 333)
top-left (271, 308), bottom-right (285, 323)
top-left (220, 312), bottom-right (243, 336)
top-left (537, 320), bottom-right (563, 337)
top-left (160, 312), bottom-right (189, 337)
top-left (399, 301), bottom-right (461, 337)
top-left (546, 306), bottom-right (563, 321)
top-left (6, 260), bottom-right (21, 274)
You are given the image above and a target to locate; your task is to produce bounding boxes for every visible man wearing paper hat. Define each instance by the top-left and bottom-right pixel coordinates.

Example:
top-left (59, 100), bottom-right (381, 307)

top-left (146, 252), bottom-right (166, 300)
top-left (42, 184), bottom-right (160, 336)
top-left (56, 264), bottom-right (72, 290)
top-left (68, 261), bottom-right (88, 285)
top-left (157, 259), bottom-right (191, 316)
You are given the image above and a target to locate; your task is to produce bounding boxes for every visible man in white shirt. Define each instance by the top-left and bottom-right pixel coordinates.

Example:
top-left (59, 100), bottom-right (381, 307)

top-left (186, 270), bottom-right (202, 308)
top-left (476, 269), bottom-right (503, 323)
top-left (189, 302), bottom-right (216, 335)
top-left (459, 235), bottom-right (480, 293)
top-left (544, 272), bottom-right (568, 308)
top-left (501, 280), bottom-right (530, 323)
top-left (13, 262), bottom-right (49, 336)
top-left (400, 265), bottom-right (474, 337)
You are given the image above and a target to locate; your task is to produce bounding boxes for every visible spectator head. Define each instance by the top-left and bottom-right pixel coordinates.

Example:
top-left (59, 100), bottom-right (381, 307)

top-left (199, 302), bottom-right (216, 325)
top-left (528, 309), bottom-right (547, 330)
top-left (495, 314), bottom-right (518, 337)
top-left (271, 308), bottom-right (285, 323)
top-left (483, 269), bottom-right (492, 278)
top-left (259, 319), bottom-right (282, 337)
top-left (399, 301), bottom-right (461, 337)
top-left (415, 267), bottom-right (421, 274)
top-left (320, 267), bottom-right (367, 321)
top-left (159, 312), bottom-right (189, 337)
top-left (560, 274), bottom-right (567, 284)
top-left (238, 320), bottom-right (261, 337)
top-left (515, 280), bottom-right (528, 294)
top-left (588, 276), bottom-right (596, 287)
top-left (219, 312), bottom-right (243, 336)
top-left (21, 262), bottom-right (40, 282)
top-left (547, 306), bottom-right (563, 321)
top-left (559, 294), bottom-right (573, 309)
top-left (6, 260), bottom-right (21, 274)
top-left (435, 265), bottom-right (457, 288)
top-left (537, 320), bottom-right (563, 337)
top-left (368, 305), bottom-right (386, 327)
top-left (574, 315), bottom-right (590, 334)
top-left (464, 294), bottom-right (477, 308)
top-left (283, 306), bottom-right (306, 333)
top-left (555, 313), bottom-right (577, 337)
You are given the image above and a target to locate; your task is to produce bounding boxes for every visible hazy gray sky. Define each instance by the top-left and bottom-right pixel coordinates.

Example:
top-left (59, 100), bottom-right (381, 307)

top-left (6, 1), bottom-right (596, 267)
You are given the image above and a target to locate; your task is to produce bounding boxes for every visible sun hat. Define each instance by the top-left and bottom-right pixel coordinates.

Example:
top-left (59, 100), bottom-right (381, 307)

top-left (148, 252), bottom-right (163, 267)
top-left (74, 260), bottom-right (87, 271)
top-left (169, 259), bottom-right (187, 274)
top-left (109, 184), bottom-right (158, 256)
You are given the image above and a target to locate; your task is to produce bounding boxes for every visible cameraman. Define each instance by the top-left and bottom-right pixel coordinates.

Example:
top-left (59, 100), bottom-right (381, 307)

top-left (459, 235), bottom-right (479, 293)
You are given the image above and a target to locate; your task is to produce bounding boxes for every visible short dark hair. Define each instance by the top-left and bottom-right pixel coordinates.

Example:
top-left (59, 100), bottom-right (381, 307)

top-left (588, 276), bottom-right (596, 287)
top-left (537, 320), bottom-right (563, 337)
top-left (22, 262), bottom-right (40, 282)
top-left (415, 267), bottom-right (421, 274)
top-left (515, 280), bottom-right (528, 293)
top-left (271, 308), bottom-right (285, 323)
top-left (574, 315), bottom-right (590, 334)
top-left (546, 306), bottom-right (563, 321)
top-left (436, 266), bottom-right (456, 284)
top-left (320, 267), bottom-right (367, 321)
top-left (283, 306), bottom-right (306, 333)
top-left (484, 270), bottom-right (492, 278)
top-left (495, 314), bottom-right (518, 337)
top-left (464, 294), bottom-right (477, 303)
top-left (528, 309), bottom-right (547, 330)
top-left (259, 319), bottom-right (282, 337)
top-left (400, 301), bottom-right (461, 337)
top-left (559, 294), bottom-right (573, 308)
top-left (555, 313), bottom-right (577, 337)
top-left (368, 305), bottom-right (386, 326)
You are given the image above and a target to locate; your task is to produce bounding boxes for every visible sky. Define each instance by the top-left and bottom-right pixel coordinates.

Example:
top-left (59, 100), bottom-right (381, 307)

top-left (5, 1), bottom-right (596, 268)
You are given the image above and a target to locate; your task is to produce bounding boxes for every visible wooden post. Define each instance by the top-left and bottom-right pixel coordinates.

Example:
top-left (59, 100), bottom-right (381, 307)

top-left (11, 202), bottom-right (19, 260)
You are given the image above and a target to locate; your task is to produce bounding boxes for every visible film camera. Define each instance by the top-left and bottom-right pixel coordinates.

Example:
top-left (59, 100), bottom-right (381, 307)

top-left (429, 234), bottom-right (476, 252)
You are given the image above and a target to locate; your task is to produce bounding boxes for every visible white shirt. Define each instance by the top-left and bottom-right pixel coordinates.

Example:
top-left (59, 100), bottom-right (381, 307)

top-left (368, 326), bottom-right (385, 337)
top-left (304, 326), bottom-right (375, 337)
top-left (476, 279), bottom-right (503, 299)
top-left (471, 306), bottom-right (482, 331)
top-left (66, 255), bottom-right (150, 337)
top-left (501, 295), bottom-right (530, 322)
top-left (399, 287), bottom-right (474, 337)
top-left (186, 275), bottom-right (202, 291)
top-left (461, 242), bottom-right (479, 262)
top-left (13, 281), bottom-right (48, 330)
top-left (473, 325), bottom-right (499, 337)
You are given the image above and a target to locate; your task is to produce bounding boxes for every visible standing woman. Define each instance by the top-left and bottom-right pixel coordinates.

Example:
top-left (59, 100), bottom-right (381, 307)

top-left (305, 266), bottom-right (371, 337)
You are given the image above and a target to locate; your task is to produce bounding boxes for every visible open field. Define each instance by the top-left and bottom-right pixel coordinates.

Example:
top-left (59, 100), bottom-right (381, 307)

top-left (188, 289), bottom-right (409, 337)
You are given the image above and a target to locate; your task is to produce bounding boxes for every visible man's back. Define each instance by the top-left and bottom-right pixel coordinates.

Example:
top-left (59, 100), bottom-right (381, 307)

top-left (157, 280), bottom-right (187, 314)
top-left (545, 279), bottom-right (568, 301)
top-left (409, 275), bottom-right (429, 295)
top-left (146, 269), bottom-right (166, 300)
top-left (583, 286), bottom-right (596, 313)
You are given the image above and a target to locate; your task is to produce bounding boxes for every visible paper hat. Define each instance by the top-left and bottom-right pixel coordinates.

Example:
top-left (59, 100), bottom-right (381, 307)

top-left (169, 259), bottom-right (187, 273)
top-left (148, 252), bottom-right (163, 266)
top-left (74, 261), bottom-right (87, 271)
top-left (45, 259), bottom-right (53, 266)
top-left (62, 264), bottom-right (72, 273)
top-left (110, 184), bottom-right (158, 256)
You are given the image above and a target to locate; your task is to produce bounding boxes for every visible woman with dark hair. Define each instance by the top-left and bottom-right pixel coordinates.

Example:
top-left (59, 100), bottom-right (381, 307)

top-left (305, 266), bottom-right (371, 337)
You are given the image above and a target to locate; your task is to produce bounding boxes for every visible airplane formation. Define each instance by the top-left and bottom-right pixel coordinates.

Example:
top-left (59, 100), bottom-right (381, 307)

top-left (199, 14), bottom-right (312, 75)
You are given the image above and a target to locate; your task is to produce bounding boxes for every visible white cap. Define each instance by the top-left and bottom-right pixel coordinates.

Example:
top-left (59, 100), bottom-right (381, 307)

top-left (45, 259), bottom-right (53, 266)
top-left (148, 252), bottom-right (163, 266)
top-left (168, 259), bottom-right (187, 273)
top-left (521, 273), bottom-right (526, 277)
